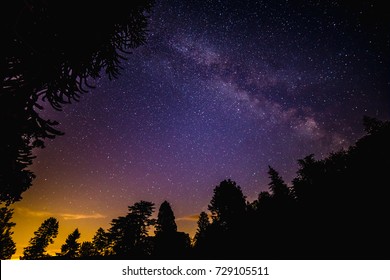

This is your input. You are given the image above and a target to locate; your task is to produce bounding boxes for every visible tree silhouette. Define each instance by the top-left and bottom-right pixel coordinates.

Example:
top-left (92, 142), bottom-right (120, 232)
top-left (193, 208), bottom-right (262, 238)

top-left (109, 201), bottom-right (155, 258)
top-left (155, 201), bottom-right (177, 234)
top-left (265, 166), bottom-right (295, 257)
top-left (11, 116), bottom-right (390, 260)
top-left (250, 191), bottom-right (272, 212)
top-left (79, 241), bottom-right (95, 259)
top-left (92, 227), bottom-right (111, 257)
top-left (21, 217), bottom-right (59, 259)
top-left (0, 207), bottom-right (16, 259)
top-left (337, 116), bottom-right (390, 258)
top-left (287, 117), bottom-right (390, 259)
top-left (0, 128), bottom-right (37, 205)
top-left (60, 228), bottom-right (81, 259)
top-left (205, 179), bottom-right (248, 258)
top-left (267, 166), bottom-right (290, 198)
top-left (193, 211), bottom-right (210, 257)
top-left (1, 0), bottom-right (154, 204)
top-left (208, 179), bottom-right (246, 230)
top-left (245, 190), bottom-right (274, 258)
top-left (363, 115), bottom-right (386, 134)
top-left (194, 211), bottom-right (210, 245)
top-left (153, 201), bottom-right (190, 259)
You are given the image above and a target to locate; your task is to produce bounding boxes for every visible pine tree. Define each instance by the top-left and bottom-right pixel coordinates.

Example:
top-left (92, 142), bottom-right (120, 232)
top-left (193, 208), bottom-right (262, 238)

top-left (155, 201), bottom-right (177, 235)
top-left (60, 228), bottom-right (81, 259)
top-left (92, 227), bottom-right (110, 257)
top-left (267, 166), bottom-right (290, 198)
top-left (21, 217), bottom-right (59, 259)
top-left (194, 211), bottom-right (210, 245)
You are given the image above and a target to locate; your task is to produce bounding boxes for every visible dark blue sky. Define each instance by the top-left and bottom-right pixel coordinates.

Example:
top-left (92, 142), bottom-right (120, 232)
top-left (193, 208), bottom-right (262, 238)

top-left (12, 0), bottom-right (390, 257)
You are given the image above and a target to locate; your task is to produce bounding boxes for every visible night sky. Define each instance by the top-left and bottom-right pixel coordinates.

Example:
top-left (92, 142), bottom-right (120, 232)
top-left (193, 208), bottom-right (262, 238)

top-left (11, 0), bottom-right (390, 258)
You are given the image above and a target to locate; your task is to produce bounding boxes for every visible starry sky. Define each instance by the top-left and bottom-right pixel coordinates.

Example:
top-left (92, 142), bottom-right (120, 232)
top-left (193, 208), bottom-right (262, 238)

top-left (11, 0), bottom-right (389, 258)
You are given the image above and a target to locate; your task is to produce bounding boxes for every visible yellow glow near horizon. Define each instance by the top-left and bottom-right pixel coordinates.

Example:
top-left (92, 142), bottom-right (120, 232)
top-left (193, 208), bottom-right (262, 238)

top-left (10, 204), bottom-right (198, 260)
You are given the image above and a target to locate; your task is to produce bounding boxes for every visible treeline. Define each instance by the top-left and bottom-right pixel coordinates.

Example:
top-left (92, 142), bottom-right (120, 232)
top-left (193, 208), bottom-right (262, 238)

top-left (1, 116), bottom-right (389, 260)
top-left (19, 201), bottom-right (192, 260)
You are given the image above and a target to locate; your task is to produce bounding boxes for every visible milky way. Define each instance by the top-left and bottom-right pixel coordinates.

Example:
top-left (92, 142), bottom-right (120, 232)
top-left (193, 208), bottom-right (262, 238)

top-left (12, 0), bottom-right (389, 257)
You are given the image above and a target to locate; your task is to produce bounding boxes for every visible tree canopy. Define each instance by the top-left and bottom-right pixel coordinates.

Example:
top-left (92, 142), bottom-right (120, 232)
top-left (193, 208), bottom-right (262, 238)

top-left (21, 217), bottom-right (59, 259)
top-left (0, 207), bottom-right (16, 259)
top-left (109, 200), bottom-right (155, 258)
top-left (92, 227), bottom-right (110, 257)
top-left (0, 0), bottom-right (154, 205)
top-left (155, 201), bottom-right (177, 235)
top-left (60, 228), bottom-right (81, 259)
top-left (208, 179), bottom-right (246, 230)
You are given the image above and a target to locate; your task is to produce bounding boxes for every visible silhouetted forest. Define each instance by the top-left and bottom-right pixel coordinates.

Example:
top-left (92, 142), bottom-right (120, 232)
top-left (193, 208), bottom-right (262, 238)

top-left (2, 117), bottom-right (389, 260)
top-left (1, 1), bottom-right (389, 261)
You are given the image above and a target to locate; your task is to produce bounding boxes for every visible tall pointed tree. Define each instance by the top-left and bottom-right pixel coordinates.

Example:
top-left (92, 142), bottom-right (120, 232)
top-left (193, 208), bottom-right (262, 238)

top-left (60, 228), bottom-right (81, 259)
top-left (267, 166), bottom-right (290, 198)
top-left (193, 211), bottom-right (210, 246)
top-left (92, 227), bottom-right (110, 257)
top-left (153, 201), bottom-right (191, 259)
top-left (155, 201), bottom-right (177, 235)
top-left (21, 217), bottom-right (59, 259)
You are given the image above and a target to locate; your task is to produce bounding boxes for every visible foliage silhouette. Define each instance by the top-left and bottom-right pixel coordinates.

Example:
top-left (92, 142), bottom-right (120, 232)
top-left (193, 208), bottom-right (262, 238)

top-left (14, 117), bottom-right (390, 260)
top-left (0, 207), bottom-right (16, 259)
top-left (0, 0), bottom-right (154, 204)
top-left (79, 241), bottom-right (95, 259)
top-left (254, 166), bottom-right (296, 258)
top-left (21, 217), bottom-right (59, 259)
top-left (193, 211), bottom-right (210, 257)
top-left (109, 201), bottom-right (155, 258)
top-left (267, 166), bottom-right (291, 198)
top-left (290, 116), bottom-right (390, 258)
top-left (60, 228), bottom-right (81, 259)
top-left (193, 211), bottom-right (210, 245)
top-left (203, 179), bottom-right (248, 258)
top-left (155, 201), bottom-right (177, 234)
top-left (208, 179), bottom-right (246, 230)
top-left (92, 227), bottom-right (111, 257)
top-left (153, 201), bottom-right (191, 259)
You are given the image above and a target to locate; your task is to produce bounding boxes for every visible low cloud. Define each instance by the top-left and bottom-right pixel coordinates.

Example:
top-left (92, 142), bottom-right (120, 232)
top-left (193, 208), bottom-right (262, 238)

top-left (15, 207), bottom-right (106, 220)
top-left (15, 207), bottom-right (52, 218)
top-left (176, 212), bottom-right (212, 222)
top-left (176, 214), bottom-right (199, 222)
top-left (61, 213), bottom-right (106, 220)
